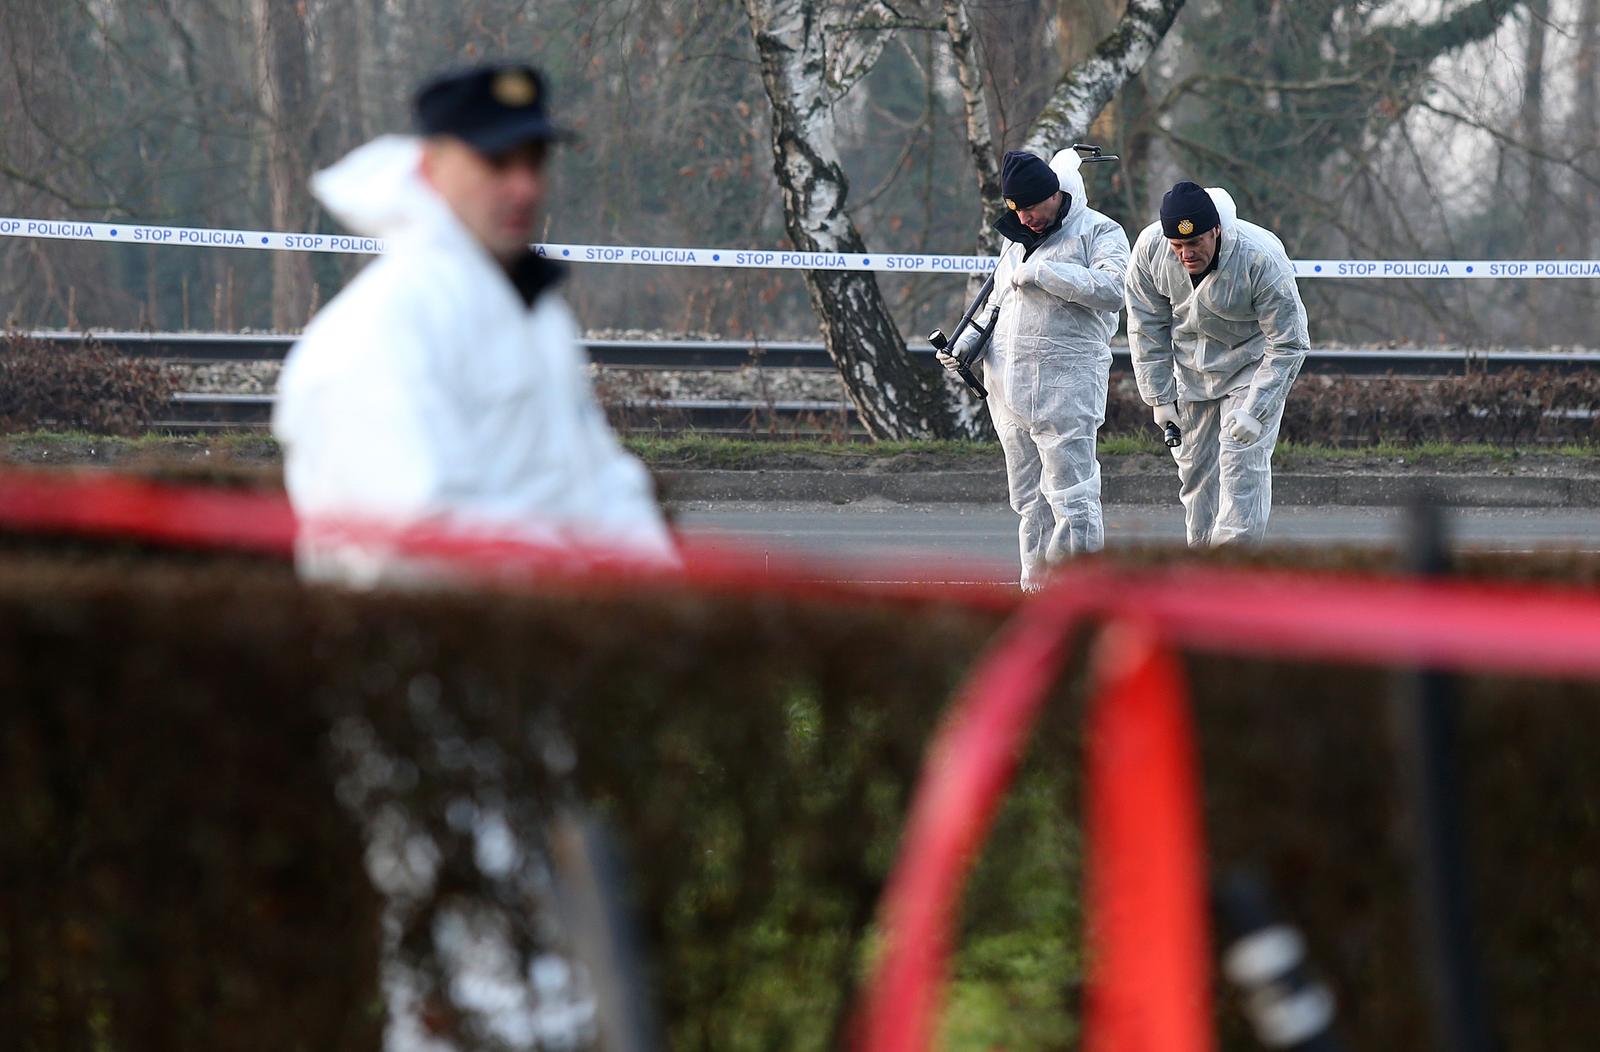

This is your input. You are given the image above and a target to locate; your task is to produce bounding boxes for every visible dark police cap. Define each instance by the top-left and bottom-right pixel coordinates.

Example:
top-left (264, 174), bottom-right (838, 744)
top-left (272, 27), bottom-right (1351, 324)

top-left (1160, 180), bottom-right (1220, 239)
top-left (414, 63), bottom-right (576, 154)
top-left (1000, 150), bottom-right (1059, 211)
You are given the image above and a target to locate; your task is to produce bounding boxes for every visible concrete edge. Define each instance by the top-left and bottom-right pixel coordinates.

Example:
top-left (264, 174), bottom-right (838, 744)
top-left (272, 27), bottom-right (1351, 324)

top-left (655, 468), bottom-right (1600, 508)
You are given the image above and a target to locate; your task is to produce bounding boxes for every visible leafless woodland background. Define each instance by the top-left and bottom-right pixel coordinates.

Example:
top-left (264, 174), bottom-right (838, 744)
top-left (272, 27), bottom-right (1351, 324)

top-left (2, 0), bottom-right (1594, 348)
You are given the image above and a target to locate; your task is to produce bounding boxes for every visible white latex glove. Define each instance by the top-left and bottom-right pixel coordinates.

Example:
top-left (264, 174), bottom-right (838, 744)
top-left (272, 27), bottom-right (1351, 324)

top-left (1152, 402), bottom-right (1182, 430)
top-left (1010, 260), bottom-right (1040, 288)
top-left (935, 348), bottom-right (963, 375)
top-left (1225, 409), bottom-right (1264, 444)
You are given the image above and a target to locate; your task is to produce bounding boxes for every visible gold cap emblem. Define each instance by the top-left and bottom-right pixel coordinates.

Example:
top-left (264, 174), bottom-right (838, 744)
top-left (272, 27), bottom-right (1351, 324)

top-left (1004, 197), bottom-right (1018, 211)
top-left (1177, 218), bottom-right (1195, 236)
top-left (492, 70), bottom-right (537, 107)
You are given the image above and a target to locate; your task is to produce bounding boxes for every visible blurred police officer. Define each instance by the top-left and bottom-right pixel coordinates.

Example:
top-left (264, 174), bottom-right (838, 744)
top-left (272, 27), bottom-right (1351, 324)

top-left (274, 63), bottom-right (674, 585)
top-left (938, 148), bottom-right (1129, 591)
top-left (1125, 181), bottom-right (1309, 546)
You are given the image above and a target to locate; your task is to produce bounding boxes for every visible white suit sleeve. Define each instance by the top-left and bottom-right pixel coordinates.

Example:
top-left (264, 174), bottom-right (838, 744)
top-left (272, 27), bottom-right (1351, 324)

top-left (1030, 220), bottom-right (1130, 313)
top-left (1124, 241), bottom-right (1179, 406)
top-left (1240, 258), bottom-right (1309, 424)
top-left (952, 257), bottom-right (1008, 360)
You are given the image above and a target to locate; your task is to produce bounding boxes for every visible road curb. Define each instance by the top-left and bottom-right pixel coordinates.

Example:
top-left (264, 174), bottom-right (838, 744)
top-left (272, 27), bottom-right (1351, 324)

top-left (655, 468), bottom-right (1600, 508)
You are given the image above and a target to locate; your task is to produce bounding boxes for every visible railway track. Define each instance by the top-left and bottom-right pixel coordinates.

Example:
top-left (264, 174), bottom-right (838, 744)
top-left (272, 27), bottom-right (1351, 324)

top-left (28, 330), bottom-right (1600, 374)
top-left (161, 392), bottom-right (859, 436)
top-left (26, 331), bottom-right (1600, 434)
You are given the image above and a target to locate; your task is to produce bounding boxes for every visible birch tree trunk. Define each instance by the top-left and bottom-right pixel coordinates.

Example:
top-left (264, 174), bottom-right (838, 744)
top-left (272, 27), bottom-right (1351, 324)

top-left (942, 0), bottom-right (1003, 257)
top-left (942, 0), bottom-right (1184, 248)
top-left (943, 0), bottom-right (1184, 293)
top-left (1021, 0), bottom-right (1188, 158)
top-left (743, 0), bottom-right (1190, 439)
top-left (741, 0), bottom-right (974, 439)
top-left (253, 0), bottom-right (315, 332)
top-left (1516, 0), bottom-right (1550, 337)
top-left (1576, 0), bottom-right (1599, 260)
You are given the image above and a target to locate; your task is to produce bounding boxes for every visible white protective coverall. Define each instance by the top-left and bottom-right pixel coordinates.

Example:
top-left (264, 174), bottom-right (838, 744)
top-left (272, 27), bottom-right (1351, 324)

top-left (1124, 188), bottom-right (1309, 546)
top-left (273, 135), bottom-right (675, 586)
top-left (957, 149), bottom-right (1130, 590)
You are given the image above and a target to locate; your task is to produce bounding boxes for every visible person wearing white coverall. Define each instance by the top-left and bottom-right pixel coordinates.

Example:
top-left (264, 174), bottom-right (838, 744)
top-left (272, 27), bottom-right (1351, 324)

top-left (273, 63), bottom-right (674, 586)
top-left (1125, 180), bottom-right (1309, 546)
top-left (936, 148), bottom-right (1129, 591)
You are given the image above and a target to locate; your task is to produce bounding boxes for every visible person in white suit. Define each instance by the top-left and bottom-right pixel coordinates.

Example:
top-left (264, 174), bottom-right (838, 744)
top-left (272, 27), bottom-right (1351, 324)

top-left (937, 148), bottom-right (1130, 591)
top-left (1124, 180), bottom-right (1309, 546)
top-left (274, 63), bottom-right (674, 586)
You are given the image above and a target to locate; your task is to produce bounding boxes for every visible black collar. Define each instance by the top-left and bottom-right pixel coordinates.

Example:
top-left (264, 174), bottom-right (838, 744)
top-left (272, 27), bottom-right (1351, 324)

top-left (993, 201), bottom-right (1068, 260)
top-left (505, 251), bottom-right (566, 307)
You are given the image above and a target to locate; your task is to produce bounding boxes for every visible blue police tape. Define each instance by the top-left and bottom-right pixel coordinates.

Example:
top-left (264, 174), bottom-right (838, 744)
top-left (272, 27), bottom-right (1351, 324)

top-left (4, 216), bottom-right (1600, 278)
top-left (1293, 259), bottom-right (1600, 278)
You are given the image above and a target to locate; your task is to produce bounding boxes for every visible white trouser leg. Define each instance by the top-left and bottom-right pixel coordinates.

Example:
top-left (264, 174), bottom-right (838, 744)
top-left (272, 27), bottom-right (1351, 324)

top-left (1036, 362), bottom-right (1107, 558)
top-left (1210, 388), bottom-right (1285, 546)
top-left (1170, 398), bottom-right (1222, 547)
top-left (992, 395), bottom-right (1054, 590)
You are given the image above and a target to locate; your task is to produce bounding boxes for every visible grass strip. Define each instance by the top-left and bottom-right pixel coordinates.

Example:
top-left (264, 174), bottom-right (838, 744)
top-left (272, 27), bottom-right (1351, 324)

top-left (3, 431), bottom-right (1599, 470)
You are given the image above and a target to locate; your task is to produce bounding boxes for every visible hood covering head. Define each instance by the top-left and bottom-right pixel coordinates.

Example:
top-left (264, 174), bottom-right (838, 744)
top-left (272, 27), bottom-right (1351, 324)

top-left (1048, 148), bottom-right (1090, 223)
top-left (1205, 185), bottom-right (1238, 232)
top-left (310, 135), bottom-right (451, 241)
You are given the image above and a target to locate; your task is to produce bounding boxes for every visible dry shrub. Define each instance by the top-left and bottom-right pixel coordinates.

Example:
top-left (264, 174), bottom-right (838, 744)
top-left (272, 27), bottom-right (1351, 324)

top-left (1106, 367), bottom-right (1600, 445)
top-left (1285, 368), bottom-right (1600, 445)
top-left (0, 333), bottom-right (175, 435)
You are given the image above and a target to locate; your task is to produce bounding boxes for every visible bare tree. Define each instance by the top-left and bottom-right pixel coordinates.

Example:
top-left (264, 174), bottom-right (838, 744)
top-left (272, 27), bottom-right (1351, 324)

top-left (740, 0), bottom-right (966, 439)
top-left (1571, 0), bottom-right (1598, 259)
top-left (1020, 0), bottom-right (1187, 159)
top-left (941, 0), bottom-right (1003, 255)
top-left (253, 0), bottom-right (316, 331)
top-left (740, 0), bottom-right (1189, 438)
top-left (0, 0), bottom-right (1580, 350)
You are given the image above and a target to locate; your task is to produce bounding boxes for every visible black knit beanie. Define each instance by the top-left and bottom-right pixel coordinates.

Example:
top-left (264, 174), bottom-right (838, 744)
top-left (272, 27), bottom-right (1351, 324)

top-left (1160, 180), bottom-right (1220, 239)
top-left (1001, 151), bottom-right (1059, 210)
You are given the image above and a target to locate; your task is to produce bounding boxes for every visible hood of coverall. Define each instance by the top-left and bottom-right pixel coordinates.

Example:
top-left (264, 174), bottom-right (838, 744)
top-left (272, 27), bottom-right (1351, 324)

top-left (1205, 185), bottom-right (1241, 266)
top-left (313, 134), bottom-right (563, 308)
top-left (311, 134), bottom-right (463, 244)
top-left (1047, 148), bottom-right (1091, 227)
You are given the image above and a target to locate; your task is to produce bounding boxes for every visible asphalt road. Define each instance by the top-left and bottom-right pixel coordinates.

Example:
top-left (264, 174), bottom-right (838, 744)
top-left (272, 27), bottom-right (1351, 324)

top-left (673, 500), bottom-right (1600, 582)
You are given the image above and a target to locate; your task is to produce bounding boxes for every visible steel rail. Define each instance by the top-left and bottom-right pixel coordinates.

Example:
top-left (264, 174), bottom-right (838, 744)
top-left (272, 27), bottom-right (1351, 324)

top-left (158, 393), bottom-right (862, 435)
top-left (21, 330), bottom-right (1600, 376)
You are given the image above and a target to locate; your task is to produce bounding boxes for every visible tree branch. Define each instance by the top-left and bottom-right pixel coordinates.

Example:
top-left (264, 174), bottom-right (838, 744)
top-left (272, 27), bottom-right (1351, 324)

top-left (1366, 0), bottom-right (1523, 75)
top-left (824, 18), bottom-right (942, 33)
top-left (824, 0), bottom-right (911, 100)
top-left (1413, 98), bottom-right (1600, 190)
top-left (1024, 0), bottom-right (1189, 155)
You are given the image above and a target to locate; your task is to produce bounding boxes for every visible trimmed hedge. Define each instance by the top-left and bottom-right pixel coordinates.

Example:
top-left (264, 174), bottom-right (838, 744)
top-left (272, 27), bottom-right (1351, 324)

top-left (1107, 368), bottom-right (1600, 446)
top-left (0, 334), bottom-right (175, 436)
top-left (2, 543), bottom-right (1599, 1051)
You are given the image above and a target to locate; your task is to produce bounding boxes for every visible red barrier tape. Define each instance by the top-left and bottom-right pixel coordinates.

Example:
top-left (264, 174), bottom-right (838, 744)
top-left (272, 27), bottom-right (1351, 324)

top-left (1084, 623), bottom-right (1212, 1052)
top-left (0, 468), bottom-right (1021, 612)
top-left (852, 566), bottom-right (1600, 1052)
top-left (8, 469), bottom-right (1600, 678)
top-left (1077, 564), bottom-right (1600, 681)
top-left (0, 468), bottom-right (297, 555)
